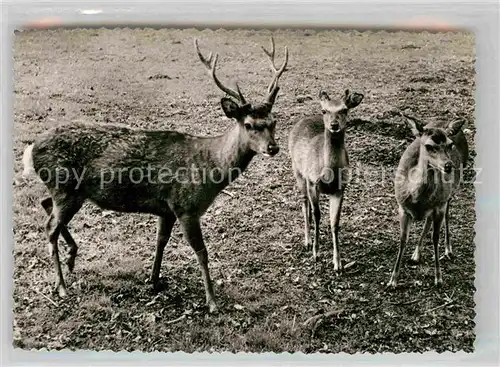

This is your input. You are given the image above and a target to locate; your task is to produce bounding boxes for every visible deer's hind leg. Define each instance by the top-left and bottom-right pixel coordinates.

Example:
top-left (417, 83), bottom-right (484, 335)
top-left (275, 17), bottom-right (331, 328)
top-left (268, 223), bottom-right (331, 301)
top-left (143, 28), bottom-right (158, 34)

top-left (44, 193), bottom-right (84, 297)
top-left (41, 196), bottom-right (80, 272)
top-left (149, 212), bottom-right (177, 292)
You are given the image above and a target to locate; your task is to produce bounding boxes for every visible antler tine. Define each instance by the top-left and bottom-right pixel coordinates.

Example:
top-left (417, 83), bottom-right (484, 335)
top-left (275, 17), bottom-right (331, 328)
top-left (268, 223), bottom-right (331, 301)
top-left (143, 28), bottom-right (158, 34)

top-left (274, 46), bottom-right (289, 80)
top-left (194, 38), bottom-right (247, 105)
top-left (262, 36), bottom-right (289, 103)
top-left (261, 36), bottom-right (276, 71)
top-left (194, 38), bottom-right (214, 69)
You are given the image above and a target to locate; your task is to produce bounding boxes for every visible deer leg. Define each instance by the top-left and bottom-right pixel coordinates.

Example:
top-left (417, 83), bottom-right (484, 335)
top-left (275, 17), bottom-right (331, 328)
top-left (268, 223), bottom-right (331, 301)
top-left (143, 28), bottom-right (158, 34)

top-left (307, 183), bottom-right (321, 261)
top-left (441, 200), bottom-right (454, 261)
top-left (294, 173), bottom-right (311, 250)
top-left (409, 216), bottom-right (432, 265)
top-left (149, 213), bottom-right (177, 291)
top-left (432, 209), bottom-right (445, 286)
top-left (178, 216), bottom-right (217, 313)
top-left (329, 191), bottom-right (344, 273)
top-left (41, 196), bottom-right (79, 272)
top-left (45, 195), bottom-right (83, 297)
top-left (301, 195), bottom-right (312, 250)
top-left (388, 208), bottom-right (412, 287)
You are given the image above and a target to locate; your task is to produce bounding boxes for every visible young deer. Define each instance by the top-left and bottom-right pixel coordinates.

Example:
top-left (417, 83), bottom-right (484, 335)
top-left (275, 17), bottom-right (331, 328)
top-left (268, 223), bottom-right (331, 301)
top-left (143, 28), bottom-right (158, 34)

top-left (22, 37), bottom-right (288, 313)
top-left (387, 113), bottom-right (469, 287)
top-left (288, 89), bottom-right (364, 271)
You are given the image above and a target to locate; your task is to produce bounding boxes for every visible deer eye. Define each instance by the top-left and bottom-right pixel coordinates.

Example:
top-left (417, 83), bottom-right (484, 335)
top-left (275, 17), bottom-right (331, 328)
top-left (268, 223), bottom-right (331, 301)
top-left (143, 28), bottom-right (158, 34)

top-left (425, 144), bottom-right (436, 152)
top-left (244, 123), bottom-right (252, 130)
top-left (321, 109), bottom-right (326, 115)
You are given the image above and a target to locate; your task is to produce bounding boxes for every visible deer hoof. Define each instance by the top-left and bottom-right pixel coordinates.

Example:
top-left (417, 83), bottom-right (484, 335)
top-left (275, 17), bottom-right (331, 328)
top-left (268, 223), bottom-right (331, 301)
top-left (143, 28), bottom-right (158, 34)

top-left (153, 281), bottom-right (166, 293)
top-left (333, 258), bottom-right (343, 273)
top-left (440, 252), bottom-right (454, 261)
top-left (408, 257), bottom-right (420, 266)
top-left (147, 277), bottom-right (166, 293)
top-left (386, 277), bottom-right (398, 289)
top-left (434, 277), bottom-right (443, 287)
top-left (208, 300), bottom-right (218, 314)
top-left (57, 285), bottom-right (68, 298)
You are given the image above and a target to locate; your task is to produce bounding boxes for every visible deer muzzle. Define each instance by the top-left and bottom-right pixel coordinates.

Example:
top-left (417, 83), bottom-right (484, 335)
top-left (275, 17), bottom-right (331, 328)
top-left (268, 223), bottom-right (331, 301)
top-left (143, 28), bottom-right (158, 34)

top-left (264, 143), bottom-right (279, 157)
top-left (444, 162), bottom-right (453, 174)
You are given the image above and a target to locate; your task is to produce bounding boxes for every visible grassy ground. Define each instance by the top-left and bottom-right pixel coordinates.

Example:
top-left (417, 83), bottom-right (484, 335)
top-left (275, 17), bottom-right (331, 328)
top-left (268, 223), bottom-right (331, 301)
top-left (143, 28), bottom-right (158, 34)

top-left (12, 28), bottom-right (476, 353)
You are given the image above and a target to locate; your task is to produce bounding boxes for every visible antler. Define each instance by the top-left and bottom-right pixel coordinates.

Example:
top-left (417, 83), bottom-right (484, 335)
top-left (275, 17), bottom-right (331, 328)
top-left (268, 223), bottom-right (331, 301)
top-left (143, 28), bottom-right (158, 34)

top-left (261, 36), bottom-right (289, 104)
top-left (194, 39), bottom-right (247, 105)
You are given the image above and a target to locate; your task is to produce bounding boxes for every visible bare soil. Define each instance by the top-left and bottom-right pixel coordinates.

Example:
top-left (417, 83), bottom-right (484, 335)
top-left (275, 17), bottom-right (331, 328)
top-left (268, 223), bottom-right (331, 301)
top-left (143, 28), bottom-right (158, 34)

top-left (12, 28), bottom-right (476, 353)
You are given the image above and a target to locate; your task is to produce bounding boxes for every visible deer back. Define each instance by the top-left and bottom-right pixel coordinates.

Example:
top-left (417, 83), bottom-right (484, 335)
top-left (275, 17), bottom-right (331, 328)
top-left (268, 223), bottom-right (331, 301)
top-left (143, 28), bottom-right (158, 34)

top-left (31, 122), bottom-right (248, 217)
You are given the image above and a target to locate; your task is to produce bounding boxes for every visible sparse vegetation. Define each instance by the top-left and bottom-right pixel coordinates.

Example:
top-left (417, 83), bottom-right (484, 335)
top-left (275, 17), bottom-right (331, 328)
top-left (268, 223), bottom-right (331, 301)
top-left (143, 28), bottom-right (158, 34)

top-left (12, 28), bottom-right (475, 353)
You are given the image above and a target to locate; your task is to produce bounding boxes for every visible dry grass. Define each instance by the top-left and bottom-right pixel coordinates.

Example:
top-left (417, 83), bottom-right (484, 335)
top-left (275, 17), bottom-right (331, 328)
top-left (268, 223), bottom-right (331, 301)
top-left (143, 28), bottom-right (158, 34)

top-left (12, 27), bottom-right (475, 353)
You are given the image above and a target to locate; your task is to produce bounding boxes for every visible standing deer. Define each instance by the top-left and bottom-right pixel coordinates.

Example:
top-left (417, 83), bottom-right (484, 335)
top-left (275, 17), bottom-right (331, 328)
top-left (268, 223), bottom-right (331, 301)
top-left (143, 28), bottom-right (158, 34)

top-left (288, 89), bottom-right (364, 271)
top-left (22, 36), bottom-right (288, 313)
top-left (387, 113), bottom-right (469, 287)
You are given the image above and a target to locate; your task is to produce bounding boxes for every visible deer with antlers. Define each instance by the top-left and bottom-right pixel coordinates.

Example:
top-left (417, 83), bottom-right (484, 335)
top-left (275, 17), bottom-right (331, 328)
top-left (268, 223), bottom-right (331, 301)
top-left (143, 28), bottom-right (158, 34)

top-left (22, 36), bottom-right (289, 313)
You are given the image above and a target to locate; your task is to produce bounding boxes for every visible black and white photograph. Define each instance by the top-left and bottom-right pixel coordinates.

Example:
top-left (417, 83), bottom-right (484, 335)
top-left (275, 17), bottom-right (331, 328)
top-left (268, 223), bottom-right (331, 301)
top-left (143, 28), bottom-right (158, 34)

top-left (11, 21), bottom-right (478, 354)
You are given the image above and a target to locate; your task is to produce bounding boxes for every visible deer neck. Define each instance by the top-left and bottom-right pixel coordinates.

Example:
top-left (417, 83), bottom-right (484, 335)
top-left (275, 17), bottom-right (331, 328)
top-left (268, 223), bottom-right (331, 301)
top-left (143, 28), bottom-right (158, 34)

top-left (212, 123), bottom-right (256, 182)
top-left (408, 145), bottom-right (432, 200)
top-left (323, 129), bottom-right (345, 167)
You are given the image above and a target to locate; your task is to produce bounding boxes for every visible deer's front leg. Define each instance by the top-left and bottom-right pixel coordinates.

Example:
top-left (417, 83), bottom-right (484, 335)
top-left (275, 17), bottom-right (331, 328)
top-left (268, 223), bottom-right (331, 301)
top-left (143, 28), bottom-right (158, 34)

top-left (179, 215), bottom-right (217, 313)
top-left (388, 208), bottom-right (412, 287)
top-left (149, 213), bottom-right (176, 291)
top-left (441, 199), bottom-right (454, 261)
top-left (307, 182), bottom-right (321, 261)
top-left (329, 191), bottom-right (344, 272)
top-left (432, 208), bottom-right (445, 286)
top-left (409, 216), bottom-right (431, 265)
top-left (301, 195), bottom-right (312, 250)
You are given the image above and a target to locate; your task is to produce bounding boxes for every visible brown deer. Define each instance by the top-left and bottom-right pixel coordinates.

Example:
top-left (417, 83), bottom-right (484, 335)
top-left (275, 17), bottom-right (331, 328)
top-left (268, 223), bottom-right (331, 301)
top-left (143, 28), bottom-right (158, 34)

top-left (22, 36), bottom-right (289, 313)
top-left (387, 113), bottom-right (469, 287)
top-left (288, 89), bottom-right (364, 271)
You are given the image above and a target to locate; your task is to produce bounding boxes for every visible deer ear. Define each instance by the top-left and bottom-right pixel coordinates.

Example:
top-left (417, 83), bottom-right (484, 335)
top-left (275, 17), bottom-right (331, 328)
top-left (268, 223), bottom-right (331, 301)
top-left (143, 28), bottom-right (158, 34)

top-left (319, 90), bottom-right (330, 101)
top-left (401, 115), bottom-right (425, 137)
top-left (345, 91), bottom-right (364, 109)
top-left (445, 119), bottom-right (466, 137)
top-left (221, 98), bottom-right (241, 119)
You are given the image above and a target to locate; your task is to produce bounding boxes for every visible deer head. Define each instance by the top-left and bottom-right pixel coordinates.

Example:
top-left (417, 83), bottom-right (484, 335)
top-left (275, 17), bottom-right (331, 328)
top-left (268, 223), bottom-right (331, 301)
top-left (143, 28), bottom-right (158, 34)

top-left (318, 89), bottom-right (364, 134)
top-left (194, 37), bottom-right (289, 157)
top-left (401, 113), bottom-right (466, 174)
